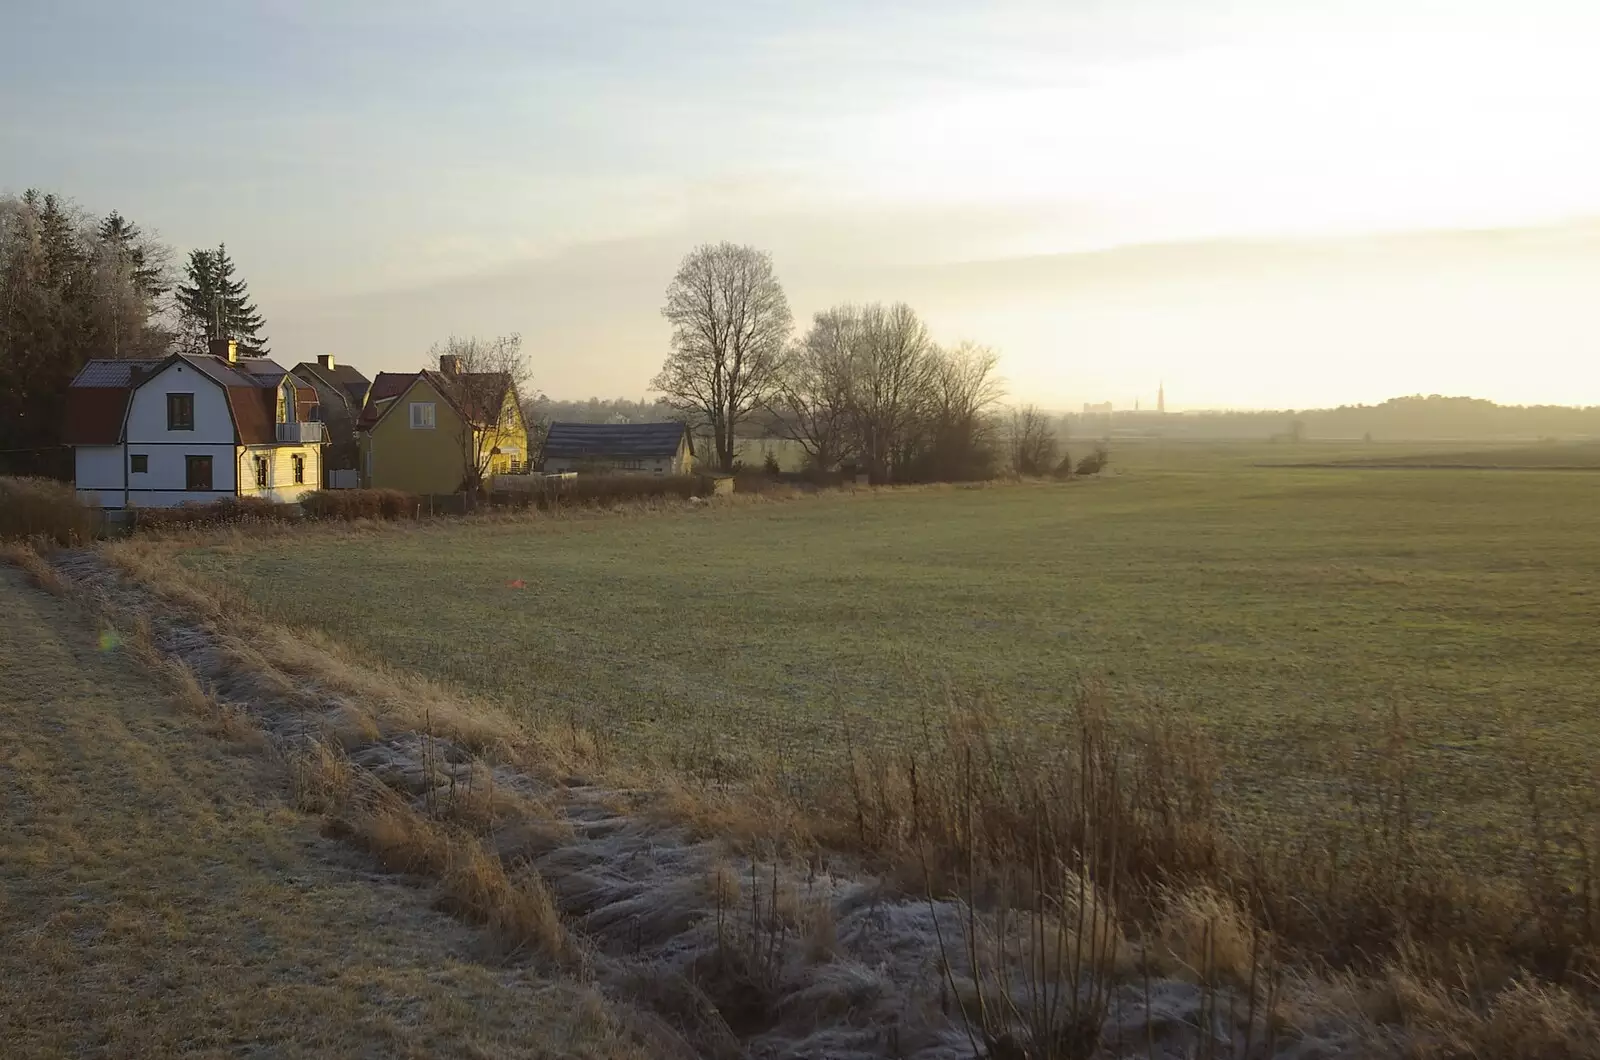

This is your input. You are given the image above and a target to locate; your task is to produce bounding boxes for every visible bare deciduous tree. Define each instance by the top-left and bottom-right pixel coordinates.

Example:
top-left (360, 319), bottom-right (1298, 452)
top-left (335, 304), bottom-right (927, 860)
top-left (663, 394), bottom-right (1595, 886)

top-left (921, 341), bottom-right (1005, 480)
top-left (774, 307), bottom-right (860, 471)
top-left (1007, 404), bottom-right (1059, 476)
top-left (848, 302), bottom-right (938, 482)
top-left (428, 333), bottom-right (532, 495)
top-left (653, 242), bottom-right (791, 472)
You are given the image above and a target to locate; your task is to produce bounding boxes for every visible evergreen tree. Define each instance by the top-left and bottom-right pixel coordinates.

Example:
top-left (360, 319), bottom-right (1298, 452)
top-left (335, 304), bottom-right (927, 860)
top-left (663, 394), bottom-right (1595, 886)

top-left (97, 212), bottom-right (165, 300)
top-left (1, 189), bottom-right (172, 475)
top-left (176, 243), bottom-right (268, 354)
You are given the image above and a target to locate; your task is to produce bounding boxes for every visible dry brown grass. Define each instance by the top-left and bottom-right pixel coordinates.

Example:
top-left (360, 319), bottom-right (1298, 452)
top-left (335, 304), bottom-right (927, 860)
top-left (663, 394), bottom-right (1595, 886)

top-left (0, 566), bottom-right (645, 1059)
top-left (0, 475), bottom-right (102, 544)
top-left (0, 540), bottom-right (66, 593)
top-left (286, 742), bottom-right (577, 964)
top-left (814, 687), bottom-right (1600, 1056)
top-left (83, 539), bottom-right (598, 971)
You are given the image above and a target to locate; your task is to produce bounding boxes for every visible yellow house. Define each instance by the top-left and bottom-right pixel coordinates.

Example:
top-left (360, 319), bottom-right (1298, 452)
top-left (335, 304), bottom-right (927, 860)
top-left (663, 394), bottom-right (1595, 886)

top-left (357, 366), bottom-right (528, 494)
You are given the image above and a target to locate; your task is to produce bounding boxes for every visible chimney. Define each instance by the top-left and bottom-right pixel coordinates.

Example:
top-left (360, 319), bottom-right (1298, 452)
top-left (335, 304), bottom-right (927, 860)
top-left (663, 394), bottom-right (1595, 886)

top-left (438, 353), bottom-right (462, 375)
top-left (207, 336), bottom-right (239, 362)
top-left (318, 354), bottom-right (336, 370)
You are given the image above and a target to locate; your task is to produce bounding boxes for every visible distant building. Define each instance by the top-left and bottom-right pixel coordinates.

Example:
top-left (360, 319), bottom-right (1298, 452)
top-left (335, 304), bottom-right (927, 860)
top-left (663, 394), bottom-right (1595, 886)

top-left (291, 354), bottom-right (371, 488)
top-left (1158, 382), bottom-right (1166, 414)
top-left (541, 421), bottom-right (694, 475)
top-left (1082, 401), bottom-right (1113, 416)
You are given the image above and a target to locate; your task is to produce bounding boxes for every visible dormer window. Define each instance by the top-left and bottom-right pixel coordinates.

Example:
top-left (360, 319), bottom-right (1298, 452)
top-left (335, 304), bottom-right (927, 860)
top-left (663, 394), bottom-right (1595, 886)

top-left (276, 380), bottom-right (297, 424)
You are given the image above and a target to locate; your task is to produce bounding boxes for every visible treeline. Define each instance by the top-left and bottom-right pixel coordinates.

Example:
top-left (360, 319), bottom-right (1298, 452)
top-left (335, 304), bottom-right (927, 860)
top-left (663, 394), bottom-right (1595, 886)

top-left (0, 187), bottom-right (270, 476)
top-left (1069, 395), bottom-right (1600, 442)
top-left (0, 192), bottom-right (172, 474)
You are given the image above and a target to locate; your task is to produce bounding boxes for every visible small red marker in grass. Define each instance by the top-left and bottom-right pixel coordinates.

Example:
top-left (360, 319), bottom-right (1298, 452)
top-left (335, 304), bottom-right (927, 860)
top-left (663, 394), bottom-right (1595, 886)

top-left (506, 579), bottom-right (526, 590)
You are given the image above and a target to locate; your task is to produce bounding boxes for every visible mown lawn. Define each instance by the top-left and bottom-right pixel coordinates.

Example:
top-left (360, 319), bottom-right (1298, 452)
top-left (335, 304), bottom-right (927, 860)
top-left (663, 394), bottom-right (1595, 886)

top-left (182, 454), bottom-right (1600, 855)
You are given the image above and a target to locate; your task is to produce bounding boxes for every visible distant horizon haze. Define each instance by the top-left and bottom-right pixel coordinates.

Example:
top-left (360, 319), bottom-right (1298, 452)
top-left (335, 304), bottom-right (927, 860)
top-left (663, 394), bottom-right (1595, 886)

top-left (7, 0), bottom-right (1598, 407)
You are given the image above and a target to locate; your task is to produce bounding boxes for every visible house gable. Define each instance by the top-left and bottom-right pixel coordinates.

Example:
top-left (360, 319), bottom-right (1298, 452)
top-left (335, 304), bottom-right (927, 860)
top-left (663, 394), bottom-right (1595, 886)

top-left (125, 356), bottom-right (238, 444)
top-left (360, 374), bottom-right (473, 494)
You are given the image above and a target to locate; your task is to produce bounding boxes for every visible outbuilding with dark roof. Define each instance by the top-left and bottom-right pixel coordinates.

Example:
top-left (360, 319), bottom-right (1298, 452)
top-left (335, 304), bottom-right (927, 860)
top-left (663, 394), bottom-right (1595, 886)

top-left (541, 421), bottom-right (694, 475)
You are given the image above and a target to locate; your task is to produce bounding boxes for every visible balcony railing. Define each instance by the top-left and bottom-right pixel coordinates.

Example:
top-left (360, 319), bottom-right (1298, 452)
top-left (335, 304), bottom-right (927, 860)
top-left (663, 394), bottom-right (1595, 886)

top-left (276, 421), bottom-right (325, 444)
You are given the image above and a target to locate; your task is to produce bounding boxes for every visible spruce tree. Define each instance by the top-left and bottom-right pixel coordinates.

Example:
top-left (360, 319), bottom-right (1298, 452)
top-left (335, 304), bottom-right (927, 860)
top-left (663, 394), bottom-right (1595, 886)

top-left (97, 212), bottom-right (165, 301)
top-left (177, 242), bottom-right (268, 355)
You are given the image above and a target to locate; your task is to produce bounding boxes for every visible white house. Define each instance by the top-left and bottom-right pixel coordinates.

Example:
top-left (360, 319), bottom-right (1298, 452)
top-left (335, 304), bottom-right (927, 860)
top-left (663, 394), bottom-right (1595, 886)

top-left (66, 339), bottom-right (325, 508)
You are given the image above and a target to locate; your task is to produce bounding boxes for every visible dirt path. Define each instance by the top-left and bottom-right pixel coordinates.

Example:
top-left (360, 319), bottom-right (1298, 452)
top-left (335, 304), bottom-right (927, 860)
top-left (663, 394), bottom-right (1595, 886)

top-left (0, 567), bottom-right (634, 1060)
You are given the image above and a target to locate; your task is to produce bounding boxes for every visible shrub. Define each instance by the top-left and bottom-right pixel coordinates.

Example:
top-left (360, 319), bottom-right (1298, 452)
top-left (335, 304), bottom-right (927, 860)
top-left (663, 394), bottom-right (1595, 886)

top-left (131, 496), bottom-right (300, 531)
top-left (300, 489), bottom-right (423, 521)
top-left (490, 474), bottom-right (714, 511)
top-left (762, 450), bottom-right (782, 476)
top-left (0, 477), bottom-right (102, 545)
top-left (1074, 446), bottom-right (1109, 476)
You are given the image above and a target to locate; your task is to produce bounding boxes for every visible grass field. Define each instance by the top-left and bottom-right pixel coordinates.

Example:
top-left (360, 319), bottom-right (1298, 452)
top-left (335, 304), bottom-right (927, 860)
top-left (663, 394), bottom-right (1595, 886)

top-left (179, 445), bottom-right (1600, 862)
top-left (0, 567), bottom-right (632, 1058)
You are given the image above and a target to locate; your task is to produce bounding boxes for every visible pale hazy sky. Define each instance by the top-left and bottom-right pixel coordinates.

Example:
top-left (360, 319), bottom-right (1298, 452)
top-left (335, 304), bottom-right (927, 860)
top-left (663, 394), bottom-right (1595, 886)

top-left (6, 0), bottom-right (1600, 408)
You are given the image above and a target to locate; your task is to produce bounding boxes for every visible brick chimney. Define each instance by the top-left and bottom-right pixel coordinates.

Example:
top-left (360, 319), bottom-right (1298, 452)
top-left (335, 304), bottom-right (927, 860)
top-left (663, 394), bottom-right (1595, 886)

top-left (318, 354), bottom-right (336, 370)
top-left (207, 336), bottom-right (239, 362)
top-left (438, 353), bottom-right (463, 375)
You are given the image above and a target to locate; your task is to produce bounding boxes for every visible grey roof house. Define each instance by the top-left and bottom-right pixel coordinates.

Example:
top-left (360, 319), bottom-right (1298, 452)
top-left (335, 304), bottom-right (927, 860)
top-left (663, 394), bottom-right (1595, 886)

top-left (291, 354), bottom-right (371, 485)
top-left (541, 421), bottom-right (694, 475)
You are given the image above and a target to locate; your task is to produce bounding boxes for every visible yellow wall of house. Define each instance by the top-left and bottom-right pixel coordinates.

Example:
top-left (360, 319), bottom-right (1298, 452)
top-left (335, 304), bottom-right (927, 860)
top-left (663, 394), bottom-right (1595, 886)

top-left (360, 377), bottom-right (471, 494)
top-left (235, 445), bottom-right (320, 503)
top-left (480, 391), bottom-right (530, 476)
top-left (360, 379), bottom-right (529, 494)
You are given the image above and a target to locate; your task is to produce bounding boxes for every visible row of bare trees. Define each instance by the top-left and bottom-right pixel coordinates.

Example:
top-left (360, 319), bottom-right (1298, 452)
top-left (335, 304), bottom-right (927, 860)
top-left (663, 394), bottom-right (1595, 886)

top-left (774, 305), bottom-right (1005, 481)
top-left (653, 241), bottom-right (1027, 481)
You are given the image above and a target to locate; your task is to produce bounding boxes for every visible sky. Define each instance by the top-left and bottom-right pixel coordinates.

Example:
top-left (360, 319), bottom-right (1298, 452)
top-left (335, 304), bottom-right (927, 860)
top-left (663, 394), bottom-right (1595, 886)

top-left (5, 0), bottom-right (1600, 409)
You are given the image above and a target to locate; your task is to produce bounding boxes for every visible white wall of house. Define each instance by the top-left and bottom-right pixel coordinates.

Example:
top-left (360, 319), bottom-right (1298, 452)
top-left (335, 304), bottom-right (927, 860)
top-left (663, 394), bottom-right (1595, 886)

top-left (112, 360), bottom-right (239, 506)
top-left (237, 444), bottom-right (320, 503)
top-left (125, 361), bottom-right (233, 442)
top-left (128, 444), bottom-right (238, 505)
top-left (74, 446), bottom-right (124, 507)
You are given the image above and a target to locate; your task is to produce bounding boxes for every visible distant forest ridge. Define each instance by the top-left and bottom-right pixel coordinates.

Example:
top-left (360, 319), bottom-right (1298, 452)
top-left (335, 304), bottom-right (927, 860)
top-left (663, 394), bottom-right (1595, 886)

top-left (529, 393), bottom-right (1600, 444)
top-left (1063, 395), bottom-right (1600, 442)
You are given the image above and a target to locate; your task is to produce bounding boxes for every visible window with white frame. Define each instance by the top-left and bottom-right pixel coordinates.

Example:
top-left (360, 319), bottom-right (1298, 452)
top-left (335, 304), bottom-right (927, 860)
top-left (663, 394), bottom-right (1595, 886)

top-left (409, 402), bottom-right (436, 429)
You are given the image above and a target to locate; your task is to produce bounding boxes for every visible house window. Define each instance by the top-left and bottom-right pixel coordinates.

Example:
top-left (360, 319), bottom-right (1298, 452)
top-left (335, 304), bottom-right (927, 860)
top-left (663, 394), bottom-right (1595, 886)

top-left (409, 402), bottom-right (436, 429)
top-left (292, 454), bottom-right (305, 485)
top-left (622, 459), bottom-right (643, 471)
top-left (185, 455), bottom-right (213, 491)
top-left (254, 455), bottom-right (269, 488)
top-left (167, 393), bottom-right (195, 431)
top-left (129, 454), bottom-right (148, 474)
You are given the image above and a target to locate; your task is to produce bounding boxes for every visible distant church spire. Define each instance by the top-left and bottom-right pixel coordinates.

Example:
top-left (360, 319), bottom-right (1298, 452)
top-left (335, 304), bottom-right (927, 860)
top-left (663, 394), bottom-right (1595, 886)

top-left (1158, 381), bottom-right (1166, 414)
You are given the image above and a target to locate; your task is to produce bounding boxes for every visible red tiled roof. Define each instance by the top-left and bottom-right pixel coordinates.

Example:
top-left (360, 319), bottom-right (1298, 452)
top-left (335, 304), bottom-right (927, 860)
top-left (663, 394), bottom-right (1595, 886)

top-left (356, 372), bottom-right (419, 430)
